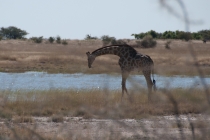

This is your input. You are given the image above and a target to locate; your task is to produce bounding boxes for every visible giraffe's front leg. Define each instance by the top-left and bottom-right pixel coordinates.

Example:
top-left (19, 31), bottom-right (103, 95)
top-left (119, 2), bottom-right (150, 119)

top-left (121, 71), bottom-right (130, 101)
top-left (142, 70), bottom-right (153, 102)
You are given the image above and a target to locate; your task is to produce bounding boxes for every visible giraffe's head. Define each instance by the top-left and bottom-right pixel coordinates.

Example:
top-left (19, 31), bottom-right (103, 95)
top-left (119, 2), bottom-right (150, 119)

top-left (86, 52), bottom-right (96, 68)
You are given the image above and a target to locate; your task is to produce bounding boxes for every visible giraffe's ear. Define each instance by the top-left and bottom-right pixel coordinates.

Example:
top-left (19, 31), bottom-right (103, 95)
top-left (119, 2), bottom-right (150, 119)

top-left (86, 52), bottom-right (90, 56)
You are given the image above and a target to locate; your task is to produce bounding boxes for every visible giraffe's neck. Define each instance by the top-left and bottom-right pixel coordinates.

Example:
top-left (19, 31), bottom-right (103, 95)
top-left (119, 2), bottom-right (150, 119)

top-left (91, 45), bottom-right (137, 58)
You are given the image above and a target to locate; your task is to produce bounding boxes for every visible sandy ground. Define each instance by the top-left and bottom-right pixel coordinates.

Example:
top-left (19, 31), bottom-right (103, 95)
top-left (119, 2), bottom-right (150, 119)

top-left (0, 39), bottom-right (210, 75)
top-left (1, 114), bottom-right (209, 139)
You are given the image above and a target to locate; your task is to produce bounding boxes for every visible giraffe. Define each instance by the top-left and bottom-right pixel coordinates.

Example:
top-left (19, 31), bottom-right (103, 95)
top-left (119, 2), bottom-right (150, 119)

top-left (86, 44), bottom-right (156, 101)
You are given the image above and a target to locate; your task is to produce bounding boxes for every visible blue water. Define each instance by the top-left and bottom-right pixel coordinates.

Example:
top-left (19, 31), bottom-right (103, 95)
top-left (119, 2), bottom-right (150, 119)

top-left (0, 72), bottom-right (209, 91)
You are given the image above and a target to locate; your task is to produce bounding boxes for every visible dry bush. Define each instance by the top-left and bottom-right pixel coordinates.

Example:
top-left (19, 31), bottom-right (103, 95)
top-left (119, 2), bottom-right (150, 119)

top-left (0, 55), bottom-right (17, 61)
top-left (0, 108), bottom-right (13, 120)
top-left (101, 35), bottom-right (116, 46)
top-left (12, 116), bottom-right (34, 123)
top-left (140, 35), bottom-right (157, 48)
top-left (61, 39), bottom-right (68, 45)
top-left (50, 114), bottom-right (64, 123)
top-left (30, 36), bottom-right (43, 43)
top-left (165, 40), bottom-right (171, 49)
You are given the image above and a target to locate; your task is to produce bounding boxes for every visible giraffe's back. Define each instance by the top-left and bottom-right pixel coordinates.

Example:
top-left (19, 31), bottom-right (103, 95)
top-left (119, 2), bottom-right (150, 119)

top-left (119, 53), bottom-right (154, 71)
top-left (134, 53), bottom-right (154, 70)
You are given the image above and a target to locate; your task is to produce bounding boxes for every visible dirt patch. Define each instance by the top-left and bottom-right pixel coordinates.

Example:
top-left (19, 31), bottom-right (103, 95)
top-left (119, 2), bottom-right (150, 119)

top-left (0, 114), bottom-right (209, 139)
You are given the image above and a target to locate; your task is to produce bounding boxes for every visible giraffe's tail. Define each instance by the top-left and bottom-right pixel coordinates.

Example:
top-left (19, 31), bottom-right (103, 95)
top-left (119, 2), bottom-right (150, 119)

top-left (152, 64), bottom-right (157, 91)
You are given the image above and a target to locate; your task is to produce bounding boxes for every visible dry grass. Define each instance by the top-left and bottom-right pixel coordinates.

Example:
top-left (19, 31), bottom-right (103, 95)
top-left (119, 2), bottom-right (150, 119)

top-left (0, 88), bottom-right (209, 119)
top-left (0, 39), bottom-right (210, 75)
top-left (12, 116), bottom-right (34, 123)
top-left (0, 88), bottom-right (209, 139)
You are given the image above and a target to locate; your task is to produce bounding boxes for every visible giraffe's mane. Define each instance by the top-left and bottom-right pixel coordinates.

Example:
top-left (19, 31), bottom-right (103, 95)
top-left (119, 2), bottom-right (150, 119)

top-left (91, 44), bottom-right (137, 54)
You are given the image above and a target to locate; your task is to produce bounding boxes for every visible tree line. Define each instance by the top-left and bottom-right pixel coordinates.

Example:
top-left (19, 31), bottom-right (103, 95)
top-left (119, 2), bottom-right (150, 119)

top-left (131, 30), bottom-right (210, 41)
top-left (0, 26), bottom-right (68, 45)
top-left (0, 26), bottom-right (210, 42)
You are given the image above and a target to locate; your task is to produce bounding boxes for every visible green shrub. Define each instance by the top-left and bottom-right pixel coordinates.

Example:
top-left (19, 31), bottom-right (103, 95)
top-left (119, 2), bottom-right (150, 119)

top-left (62, 39), bottom-right (68, 45)
top-left (30, 36), bottom-right (43, 43)
top-left (84, 34), bottom-right (98, 40)
top-left (0, 36), bottom-right (2, 41)
top-left (56, 36), bottom-right (61, 44)
top-left (140, 35), bottom-right (157, 48)
top-left (48, 37), bottom-right (55, 43)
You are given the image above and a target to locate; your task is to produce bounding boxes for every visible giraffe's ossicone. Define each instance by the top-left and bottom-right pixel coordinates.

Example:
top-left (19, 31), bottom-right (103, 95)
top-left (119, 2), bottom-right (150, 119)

top-left (86, 44), bottom-right (156, 101)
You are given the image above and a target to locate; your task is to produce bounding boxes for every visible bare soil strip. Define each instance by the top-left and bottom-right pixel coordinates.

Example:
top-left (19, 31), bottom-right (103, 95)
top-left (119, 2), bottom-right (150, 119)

top-left (0, 114), bottom-right (209, 139)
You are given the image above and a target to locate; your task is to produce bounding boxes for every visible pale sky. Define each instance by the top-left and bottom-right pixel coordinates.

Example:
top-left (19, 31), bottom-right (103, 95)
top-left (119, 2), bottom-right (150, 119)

top-left (1, 0), bottom-right (209, 39)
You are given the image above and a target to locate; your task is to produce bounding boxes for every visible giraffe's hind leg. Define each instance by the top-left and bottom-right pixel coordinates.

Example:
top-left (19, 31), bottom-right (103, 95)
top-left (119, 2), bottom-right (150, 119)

top-left (142, 70), bottom-right (153, 101)
top-left (121, 71), bottom-right (130, 101)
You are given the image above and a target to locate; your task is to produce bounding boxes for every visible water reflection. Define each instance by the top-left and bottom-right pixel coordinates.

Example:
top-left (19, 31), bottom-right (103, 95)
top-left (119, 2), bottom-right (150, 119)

top-left (0, 72), bottom-right (209, 91)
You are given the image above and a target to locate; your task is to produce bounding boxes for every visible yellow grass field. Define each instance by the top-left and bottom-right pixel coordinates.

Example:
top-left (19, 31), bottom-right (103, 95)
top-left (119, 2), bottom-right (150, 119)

top-left (0, 39), bottom-right (210, 75)
top-left (0, 39), bottom-right (210, 139)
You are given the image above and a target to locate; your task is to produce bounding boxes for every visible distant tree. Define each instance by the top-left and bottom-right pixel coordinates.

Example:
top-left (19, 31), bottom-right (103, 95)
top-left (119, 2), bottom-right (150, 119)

top-left (192, 32), bottom-right (202, 40)
top-left (101, 35), bottom-right (116, 46)
top-left (156, 32), bottom-right (163, 39)
top-left (84, 34), bottom-right (98, 40)
top-left (198, 29), bottom-right (210, 40)
top-left (48, 37), bottom-right (55, 43)
top-left (30, 36), bottom-right (43, 43)
top-left (132, 29), bottom-right (210, 41)
top-left (131, 33), bottom-right (146, 39)
top-left (175, 30), bottom-right (182, 39)
top-left (163, 31), bottom-right (176, 39)
top-left (176, 31), bottom-right (192, 41)
top-left (183, 32), bottom-right (192, 41)
top-left (0, 26), bottom-right (28, 39)
top-left (147, 30), bottom-right (158, 38)
top-left (56, 36), bottom-right (61, 44)
top-left (132, 30), bottom-right (161, 39)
